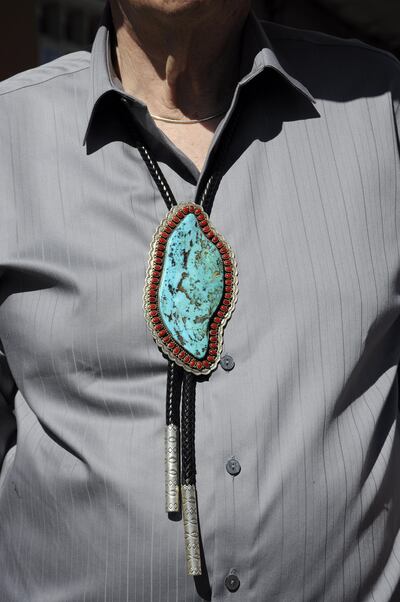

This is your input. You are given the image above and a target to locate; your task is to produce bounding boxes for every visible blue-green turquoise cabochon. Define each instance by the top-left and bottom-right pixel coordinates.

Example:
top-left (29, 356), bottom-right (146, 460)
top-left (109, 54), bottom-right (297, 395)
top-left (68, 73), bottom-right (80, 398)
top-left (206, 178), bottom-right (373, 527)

top-left (158, 213), bottom-right (224, 359)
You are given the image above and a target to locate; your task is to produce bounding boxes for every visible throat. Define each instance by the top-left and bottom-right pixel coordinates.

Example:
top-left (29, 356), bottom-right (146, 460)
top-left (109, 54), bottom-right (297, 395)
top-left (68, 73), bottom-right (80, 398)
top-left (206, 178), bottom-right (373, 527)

top-left (154, 119), bottom-right (221, 173)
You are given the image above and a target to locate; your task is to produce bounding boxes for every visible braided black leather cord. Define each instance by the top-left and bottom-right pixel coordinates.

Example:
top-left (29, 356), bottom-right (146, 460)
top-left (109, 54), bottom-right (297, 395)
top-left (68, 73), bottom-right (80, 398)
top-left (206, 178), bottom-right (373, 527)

top-left (198, 107), bottom-right (242, 215)
top-left (136, 142), bottom-right (176, 210)
top-left (121, 97), bottom-right (242, 493)
top-left (166, 360), bottom-right (183, 426)
top-left (181, 371), bottom-right (197, 486)
top-left (120, 101), bottom-right (176, 210)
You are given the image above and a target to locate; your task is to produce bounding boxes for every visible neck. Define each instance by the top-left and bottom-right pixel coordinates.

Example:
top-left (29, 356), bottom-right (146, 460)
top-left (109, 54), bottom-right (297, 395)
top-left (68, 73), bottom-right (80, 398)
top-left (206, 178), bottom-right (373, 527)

top-left (109, 1), bottom-right (251, 120)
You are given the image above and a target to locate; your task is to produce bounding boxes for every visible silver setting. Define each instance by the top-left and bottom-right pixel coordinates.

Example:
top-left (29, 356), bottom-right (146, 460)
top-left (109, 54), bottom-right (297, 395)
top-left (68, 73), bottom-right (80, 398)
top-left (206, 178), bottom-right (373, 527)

top-left (165, 425), bottom-right (180, 513)
top-left (143, 202), bottom-right (239, 376)
top-left (181, 484), bottom-right (202, 576)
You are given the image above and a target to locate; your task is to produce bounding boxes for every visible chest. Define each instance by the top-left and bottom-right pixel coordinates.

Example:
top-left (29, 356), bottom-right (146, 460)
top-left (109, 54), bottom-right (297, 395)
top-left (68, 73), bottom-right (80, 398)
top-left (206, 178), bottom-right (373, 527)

top-left (1, 95), bottom-right (400, 400)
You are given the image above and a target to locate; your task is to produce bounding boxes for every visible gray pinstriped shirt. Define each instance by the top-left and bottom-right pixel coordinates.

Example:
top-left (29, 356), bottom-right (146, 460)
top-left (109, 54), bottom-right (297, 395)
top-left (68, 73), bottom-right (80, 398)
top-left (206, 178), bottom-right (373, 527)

top-left (1, 3), bottom-right (400, 601)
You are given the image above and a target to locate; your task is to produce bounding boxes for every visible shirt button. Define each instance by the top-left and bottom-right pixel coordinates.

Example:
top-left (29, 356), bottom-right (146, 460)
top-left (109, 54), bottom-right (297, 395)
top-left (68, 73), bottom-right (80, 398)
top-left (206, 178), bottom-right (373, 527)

top-left (225, 569), bottom-right (240, 592)
top-left (226, 456), bottom-right (241, 476)
top-left (220, 354), bottom-right (235, 371)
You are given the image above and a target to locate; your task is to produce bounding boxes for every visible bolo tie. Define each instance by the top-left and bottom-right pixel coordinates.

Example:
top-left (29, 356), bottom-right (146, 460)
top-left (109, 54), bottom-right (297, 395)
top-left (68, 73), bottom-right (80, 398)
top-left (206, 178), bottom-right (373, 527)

top-left (122, 100), bottom-right (240, 576)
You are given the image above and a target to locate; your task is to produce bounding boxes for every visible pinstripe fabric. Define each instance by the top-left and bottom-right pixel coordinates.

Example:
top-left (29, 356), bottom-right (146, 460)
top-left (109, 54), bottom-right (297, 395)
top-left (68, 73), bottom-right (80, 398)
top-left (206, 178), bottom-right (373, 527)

top-left (1, 4), bottom-right (400, 601)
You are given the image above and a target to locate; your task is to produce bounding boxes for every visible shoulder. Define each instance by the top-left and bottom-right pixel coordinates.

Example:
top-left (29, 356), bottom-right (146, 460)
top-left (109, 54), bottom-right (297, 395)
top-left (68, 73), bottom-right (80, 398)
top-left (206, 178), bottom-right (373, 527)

top-left (0, 52), bottom-right (91, 171)
top-left (0, 51), bottom-right (90, 104)
top-left (260, 20), bottom-right (400, 100)
top-left (261, 19), bottom-right (400, 66)
top-left (0, 51), bottom-right (91, 149)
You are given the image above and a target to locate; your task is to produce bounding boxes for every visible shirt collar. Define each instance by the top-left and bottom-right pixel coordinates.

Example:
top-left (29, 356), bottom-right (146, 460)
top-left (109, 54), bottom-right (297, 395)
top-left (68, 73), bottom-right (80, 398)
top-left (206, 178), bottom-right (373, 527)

top-left (83, 2), bottom-right (315, 146)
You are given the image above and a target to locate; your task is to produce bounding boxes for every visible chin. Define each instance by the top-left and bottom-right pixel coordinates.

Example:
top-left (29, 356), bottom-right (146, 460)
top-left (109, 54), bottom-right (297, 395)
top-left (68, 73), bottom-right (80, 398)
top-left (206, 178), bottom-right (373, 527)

top-left (147, 0), bottom-right (213, 14)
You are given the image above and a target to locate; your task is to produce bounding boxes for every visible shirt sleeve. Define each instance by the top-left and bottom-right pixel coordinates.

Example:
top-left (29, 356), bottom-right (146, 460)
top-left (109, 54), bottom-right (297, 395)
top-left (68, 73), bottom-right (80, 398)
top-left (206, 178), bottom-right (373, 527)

top-left (393, 68), bottom-right (400, 410)
top-left (390, 56), bottom-right (400, 161)
top-left (0, 342), bottom-right (17, 470)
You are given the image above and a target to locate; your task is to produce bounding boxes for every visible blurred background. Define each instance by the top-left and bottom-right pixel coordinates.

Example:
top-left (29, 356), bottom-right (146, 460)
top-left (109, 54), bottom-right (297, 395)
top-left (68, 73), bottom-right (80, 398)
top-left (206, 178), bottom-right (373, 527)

top-left (1, 0), bottom-right (400, 81)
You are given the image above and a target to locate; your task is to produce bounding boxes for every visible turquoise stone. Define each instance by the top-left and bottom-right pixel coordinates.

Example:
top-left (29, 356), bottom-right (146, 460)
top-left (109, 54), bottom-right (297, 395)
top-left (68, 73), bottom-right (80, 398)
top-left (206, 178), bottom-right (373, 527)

top-left (158, 213), bottom-right (224, 359)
